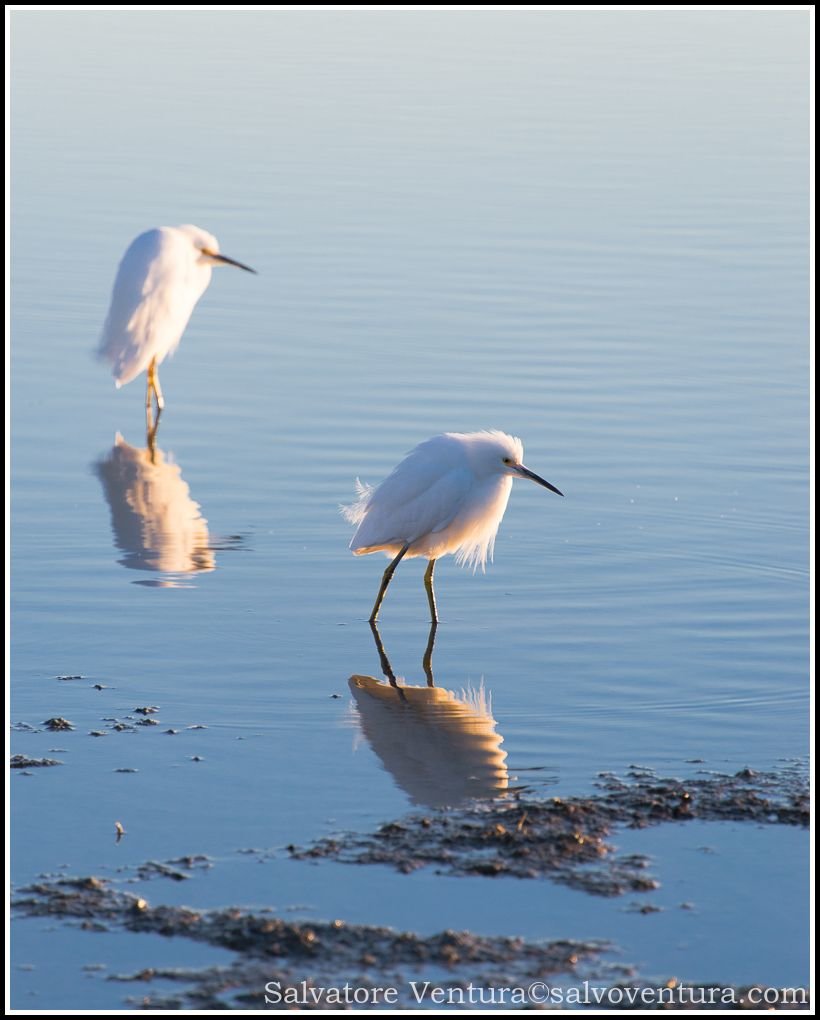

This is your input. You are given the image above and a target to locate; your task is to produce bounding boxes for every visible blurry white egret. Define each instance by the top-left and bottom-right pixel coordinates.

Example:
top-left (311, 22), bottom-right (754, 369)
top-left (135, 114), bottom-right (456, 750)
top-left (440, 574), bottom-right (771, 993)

top-left (97, 225), bottom-right (256, 420)
top-left (343, 431), bottom-right (563, 622)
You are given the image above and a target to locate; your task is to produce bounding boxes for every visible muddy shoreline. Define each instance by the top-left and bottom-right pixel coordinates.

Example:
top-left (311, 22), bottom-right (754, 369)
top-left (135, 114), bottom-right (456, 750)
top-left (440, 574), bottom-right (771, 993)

top-left (12, 765), bottom-right (809, 1010)
top-left (290, 765), bottom-right (808, 895)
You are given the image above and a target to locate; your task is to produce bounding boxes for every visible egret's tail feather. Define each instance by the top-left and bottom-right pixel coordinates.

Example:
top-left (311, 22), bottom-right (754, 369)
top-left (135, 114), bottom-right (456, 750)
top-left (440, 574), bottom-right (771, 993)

top-left (459, 681), bottom-right (493, 719)
top-left (340, 478), bottom-right (374, 525)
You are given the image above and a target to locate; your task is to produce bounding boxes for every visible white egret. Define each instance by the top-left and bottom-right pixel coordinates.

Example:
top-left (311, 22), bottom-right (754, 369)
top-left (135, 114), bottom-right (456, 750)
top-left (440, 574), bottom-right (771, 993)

top-left (97, 225), bottom-right (256, 420)
top-left (343, 430), bottom-right (563, 622)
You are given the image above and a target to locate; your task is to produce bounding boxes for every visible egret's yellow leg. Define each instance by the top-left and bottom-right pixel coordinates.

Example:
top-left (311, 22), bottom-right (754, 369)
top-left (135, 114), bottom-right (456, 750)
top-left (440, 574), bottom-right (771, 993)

top-left (147, 357), bottom-right (165, 412)
top-left (423, 558), bottom-right (438, 624)
top-left (369, 543), bottom-right (410, 622)
top-left (145, 386), bottom-right (155, 438)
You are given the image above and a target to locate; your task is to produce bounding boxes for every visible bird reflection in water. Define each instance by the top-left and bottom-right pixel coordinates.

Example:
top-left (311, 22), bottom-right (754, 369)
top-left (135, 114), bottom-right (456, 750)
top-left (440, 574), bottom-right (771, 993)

top-left (94, 432), bottom-right (223, 586)
top-left (348, 623), bottom-right (508, 808)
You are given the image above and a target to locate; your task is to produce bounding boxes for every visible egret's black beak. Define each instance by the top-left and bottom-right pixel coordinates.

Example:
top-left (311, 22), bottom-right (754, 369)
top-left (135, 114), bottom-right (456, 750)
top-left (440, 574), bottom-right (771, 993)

top-left (514, 464), bottom-right (564, 496)
top-left (212, 253), bottom-right (257, 274)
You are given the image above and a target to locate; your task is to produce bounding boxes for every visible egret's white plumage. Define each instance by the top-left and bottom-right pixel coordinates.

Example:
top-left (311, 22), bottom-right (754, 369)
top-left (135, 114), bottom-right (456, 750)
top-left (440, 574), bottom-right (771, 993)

top-left (343, 430), bottom-right (563, 621)
top-left (345, 431), bottom-right (521, 569)
top-left (97, 224), bottom-right (255, 411)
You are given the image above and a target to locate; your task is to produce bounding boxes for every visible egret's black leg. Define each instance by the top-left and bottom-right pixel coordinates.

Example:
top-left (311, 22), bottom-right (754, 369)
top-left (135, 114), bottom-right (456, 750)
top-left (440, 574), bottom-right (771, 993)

top-left (422, 620), bottom-right (438, 686)
top-left (423, 558), bottom-right (438, 623)
top-left (146, 419), bottom-right (159, 463)
top-left (369, 543), bottom-right (409, 622)
top-left (369, 620), bottom-right (407, 702)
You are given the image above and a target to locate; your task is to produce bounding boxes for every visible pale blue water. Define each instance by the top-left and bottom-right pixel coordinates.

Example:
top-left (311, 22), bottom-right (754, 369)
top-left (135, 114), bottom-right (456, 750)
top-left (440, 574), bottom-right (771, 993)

top-left (10, 10), bottom-right (809, 1008)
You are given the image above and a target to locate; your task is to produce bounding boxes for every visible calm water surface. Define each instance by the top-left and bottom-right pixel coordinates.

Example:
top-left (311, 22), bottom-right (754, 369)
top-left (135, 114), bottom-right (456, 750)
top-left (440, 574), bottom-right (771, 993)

top-left (10, 11), bottom-right (809, 1008)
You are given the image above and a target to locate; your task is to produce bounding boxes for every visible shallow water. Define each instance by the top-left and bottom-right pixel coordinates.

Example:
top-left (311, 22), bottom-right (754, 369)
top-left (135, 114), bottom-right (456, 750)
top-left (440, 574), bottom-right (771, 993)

top-left (10, 9), bottom-right (809, 1007)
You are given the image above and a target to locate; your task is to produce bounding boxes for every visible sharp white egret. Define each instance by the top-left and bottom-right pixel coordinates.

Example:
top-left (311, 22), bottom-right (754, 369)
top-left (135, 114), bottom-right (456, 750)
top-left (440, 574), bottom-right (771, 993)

top-left (97, 225), bottom-right (256, 419)
top-left (343, 430), bottom-right (563, 622)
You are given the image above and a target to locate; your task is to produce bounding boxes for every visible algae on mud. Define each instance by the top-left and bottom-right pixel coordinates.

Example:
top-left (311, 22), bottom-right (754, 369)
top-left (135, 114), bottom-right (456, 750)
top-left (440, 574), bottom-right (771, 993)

top-left (13, 875), bottom-right (612, 1010)
top-left (12, 871), bottom-right (809, 1011)
top-left (289, 766), bottom-right (808, 895)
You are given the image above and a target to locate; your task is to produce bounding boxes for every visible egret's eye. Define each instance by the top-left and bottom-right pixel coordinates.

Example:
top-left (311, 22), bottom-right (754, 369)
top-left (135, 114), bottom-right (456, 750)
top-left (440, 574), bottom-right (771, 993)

top-left (502, 457), bottom-right (512, 465)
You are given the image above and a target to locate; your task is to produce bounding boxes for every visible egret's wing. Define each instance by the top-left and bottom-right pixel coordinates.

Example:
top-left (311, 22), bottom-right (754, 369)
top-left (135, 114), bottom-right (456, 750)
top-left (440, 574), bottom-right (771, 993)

top-left (97, 228), bottom-right (201, 387)
top-left (349, 436), bottom-right (474, 552)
